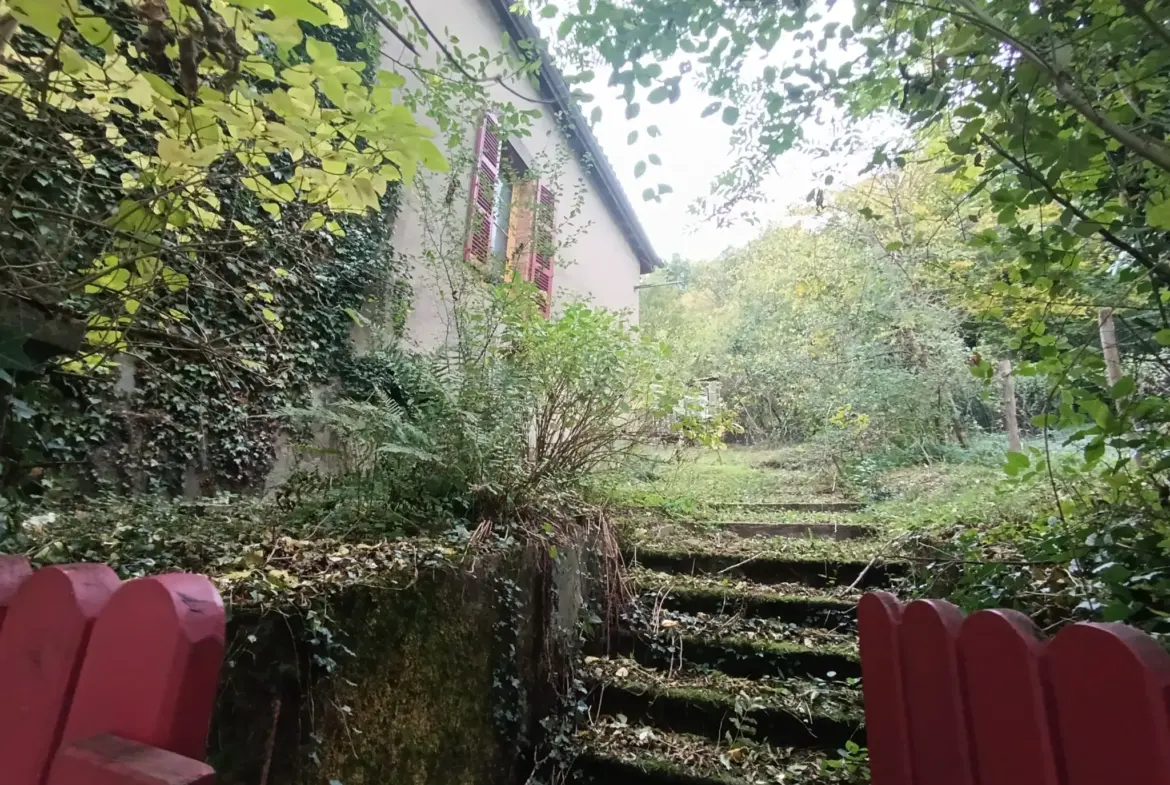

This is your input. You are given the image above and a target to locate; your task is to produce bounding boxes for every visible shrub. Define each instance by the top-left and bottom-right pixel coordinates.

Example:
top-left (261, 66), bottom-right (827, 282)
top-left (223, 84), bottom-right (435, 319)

top-left (284, 282), bottom-right (733, 529)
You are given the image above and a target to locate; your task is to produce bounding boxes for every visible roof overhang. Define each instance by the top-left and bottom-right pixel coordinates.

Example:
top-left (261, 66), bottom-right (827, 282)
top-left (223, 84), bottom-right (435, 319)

top-left (485, 0), bottom-right (661, 273)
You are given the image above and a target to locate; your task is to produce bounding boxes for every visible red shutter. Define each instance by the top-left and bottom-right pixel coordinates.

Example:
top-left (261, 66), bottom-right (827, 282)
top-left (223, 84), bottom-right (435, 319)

top-left (527, 182), bottom-right (556, 317)
top-left (465, 115), bottom-right (501, 265)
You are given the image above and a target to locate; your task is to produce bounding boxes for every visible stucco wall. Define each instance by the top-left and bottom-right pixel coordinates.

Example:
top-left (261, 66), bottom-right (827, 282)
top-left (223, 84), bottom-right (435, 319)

top-left (382, 1), bottom-right (644, 351)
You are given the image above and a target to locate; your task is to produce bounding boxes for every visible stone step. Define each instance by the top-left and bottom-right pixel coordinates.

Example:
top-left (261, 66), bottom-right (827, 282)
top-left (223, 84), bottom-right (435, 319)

top-left (624, 601), bottom-right (857, 652)
top-left (607, 629), bottom-right (860, 681)
top-left (716, 522), bottom-right (875, 540)
top-left (634, 579), bottom-right (856, 630)
top-left (589, 673), bottom-right (865, 753)
top-left (710, 501), bottom-right (864, 513)
top-left (627, 548), bottom-right (904, 589)
top-left (575, 720), bottom-right (865, 785)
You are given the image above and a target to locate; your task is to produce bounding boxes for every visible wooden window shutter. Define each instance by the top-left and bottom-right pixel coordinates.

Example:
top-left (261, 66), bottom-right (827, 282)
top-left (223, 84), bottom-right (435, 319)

top-left (526, 182), bottom-right (556, 317)
top-left (465, 114), bottom-right (501, 266)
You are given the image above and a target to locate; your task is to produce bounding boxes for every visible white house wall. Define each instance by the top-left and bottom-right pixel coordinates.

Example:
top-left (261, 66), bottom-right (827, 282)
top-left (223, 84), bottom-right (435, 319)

top-left (382, 0), bottom-right (643, 351)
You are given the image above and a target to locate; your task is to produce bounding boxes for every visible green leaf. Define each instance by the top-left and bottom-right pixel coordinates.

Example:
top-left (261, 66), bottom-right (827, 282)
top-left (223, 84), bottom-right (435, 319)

top-left (1081, 398), bottom-right (1112, 428)
top-left (657, 183), bottom-right (673, 195)
top-left (541, 4), bottom-right (559, 18)
top-left (642, 187), bottom-right (656, 201)
top-left (590, 106), bottom-right (602, 123)
top-left (1003, 450), bottom-right (1029, 476)
top-left (648, 154), bottom-right (661, 165)
top-left (627, 130), bottom-right (639, 144)
top-left (721, 106), bottom-right (739, 125)
top-left (647, 125), bottom-right (661, 138)
top-left (634, 160), bottom-right (647, 178)
top-left (648, 86), bottom-right (670, 103)
top-left (1111, 376), bottom-right (1135, 398)
top-left (1155, 329), bottom-right (1170, 346)
top-left (1084, 439), bottom-right (1105, 464)
top-left (1149, 196), bottom-right (1170, 230)
top-left (625, 102), bottom-right (641, 119)
top-left (701, 101), bottom-right (722, 118)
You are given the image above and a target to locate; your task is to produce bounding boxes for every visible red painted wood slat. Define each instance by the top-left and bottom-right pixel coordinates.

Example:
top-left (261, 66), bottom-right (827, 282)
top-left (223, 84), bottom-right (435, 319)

top-left (52, 573), bottom-right (226, 763)
top-left (465, 115), bottom-right (501, 266)
top-left (528, 183), bottom-right (556, 316)
top-left (0, 563), bottom-right (121, 785)
top-left (1048, 622), bottom-right (1170, 785)
top-left (958, 609), bottom-right (1062, 785)
top-left (900, 599), bottom-right (975, 785)
top-left (857, 592), bottom-right (915, 785)
top-left (49, 733), bottom-right (215, 785)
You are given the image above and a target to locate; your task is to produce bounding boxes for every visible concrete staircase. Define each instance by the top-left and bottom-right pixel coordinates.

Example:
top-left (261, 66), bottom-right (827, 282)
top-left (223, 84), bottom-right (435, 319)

top-left (573, 502), bottom-right (902, 785)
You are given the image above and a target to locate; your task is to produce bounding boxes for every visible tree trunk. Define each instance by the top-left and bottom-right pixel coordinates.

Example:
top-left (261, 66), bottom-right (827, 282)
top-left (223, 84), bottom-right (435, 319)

top-left (1099, 307), bottom-right (1123, 390)
top-left (999, 359), bottom-right (1022, 452)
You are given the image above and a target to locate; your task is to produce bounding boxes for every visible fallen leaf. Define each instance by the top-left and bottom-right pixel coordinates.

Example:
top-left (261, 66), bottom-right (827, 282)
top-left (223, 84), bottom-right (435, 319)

top-left (661, 619), bottom-right (680, 629)
top-left (616, 667), bottom-right (629, 678)
top-left (584, 656), bottom-right (601, 664)
top-left (729, 747), bottom-right (746, 763)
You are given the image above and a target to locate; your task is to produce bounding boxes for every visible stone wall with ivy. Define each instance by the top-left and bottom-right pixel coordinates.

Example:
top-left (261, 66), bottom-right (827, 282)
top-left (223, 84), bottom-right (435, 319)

top-left (0, 1), bottom-right (409, 506)
top-left (212, 566), bottom-right (535, 785)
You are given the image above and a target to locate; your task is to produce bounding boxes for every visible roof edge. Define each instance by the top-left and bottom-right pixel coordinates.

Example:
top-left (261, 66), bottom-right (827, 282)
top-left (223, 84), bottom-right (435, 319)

top-left (485, 0), bottom-right (661, 274)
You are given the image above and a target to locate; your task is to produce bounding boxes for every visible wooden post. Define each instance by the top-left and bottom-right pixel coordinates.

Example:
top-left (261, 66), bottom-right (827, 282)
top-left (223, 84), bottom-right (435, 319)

top-left (999, 359), bottom-right (1022, 453)
top-left (1098, 308), bottom-right (1123, 390)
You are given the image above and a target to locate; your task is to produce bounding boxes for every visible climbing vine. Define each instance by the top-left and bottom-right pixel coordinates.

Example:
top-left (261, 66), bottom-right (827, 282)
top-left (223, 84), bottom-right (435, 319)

top-left (0, 0), bottom-right (542, 509)
top-left (0, 1), bottom-right (423, 506)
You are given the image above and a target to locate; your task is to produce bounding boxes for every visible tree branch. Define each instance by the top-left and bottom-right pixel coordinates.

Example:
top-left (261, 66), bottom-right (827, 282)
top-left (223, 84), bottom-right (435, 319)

top-left (980, 133), bottom-right (1170, 286)
top-left (950, 0), bottom-right (1170, 173)
top-left (1118, 0), bottom-right (1170, 52)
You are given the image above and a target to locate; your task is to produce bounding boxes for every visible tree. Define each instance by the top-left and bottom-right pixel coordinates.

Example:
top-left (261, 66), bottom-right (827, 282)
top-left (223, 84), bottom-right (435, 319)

top-left (564, 0), bottom-right (1170, 500)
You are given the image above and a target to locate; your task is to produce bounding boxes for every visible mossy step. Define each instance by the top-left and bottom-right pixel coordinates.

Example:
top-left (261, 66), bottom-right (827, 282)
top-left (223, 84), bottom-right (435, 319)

top-left (589, 679), bottom-right (864, 751)
top-left (609, 629), bottom-right (860, 680)
top-left (717, 522), bottom-right (875, 540)
top-left (575, 721), bottom-right (865, 785)
top-left (627, 549), bottom-right (904, 589)
top-left (710, 501), bottom-right (864, 513)
top-left (637, 582), bottom-right (856, 629)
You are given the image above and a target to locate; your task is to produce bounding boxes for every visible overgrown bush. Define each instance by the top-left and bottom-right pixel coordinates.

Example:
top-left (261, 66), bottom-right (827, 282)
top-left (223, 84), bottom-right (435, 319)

top-left (285, 282), bottom-right (735, 529)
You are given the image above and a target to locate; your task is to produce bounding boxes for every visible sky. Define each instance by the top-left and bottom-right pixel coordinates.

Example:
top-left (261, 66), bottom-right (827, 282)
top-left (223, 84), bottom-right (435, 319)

top-left (549, 1), bottom-right (881, 264)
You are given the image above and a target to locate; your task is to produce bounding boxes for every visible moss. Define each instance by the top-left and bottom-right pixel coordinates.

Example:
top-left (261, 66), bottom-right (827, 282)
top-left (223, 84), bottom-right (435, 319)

top-left (209, 564), bottom-right (527, 785)
top-left (311, 572), bottom-right (504, 785)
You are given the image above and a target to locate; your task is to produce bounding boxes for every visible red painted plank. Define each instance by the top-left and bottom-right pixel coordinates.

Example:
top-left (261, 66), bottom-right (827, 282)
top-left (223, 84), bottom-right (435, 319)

top-left (0, 563), bottom-right (121, 785)
top-left (1048, 622), bottom-right (1170, 785)
top-left (56, 574), bottom-right (226, 760)
top-left (858, 591), bottom-right (915, 785)
top-left (0, 554), bottom-right (33, 631)
top-left (958, 609), bottom-right (1061, 785)
top-left (48, 733), bottom-right (215, 785)
top-left (900, 599), bottom-right (975, 785)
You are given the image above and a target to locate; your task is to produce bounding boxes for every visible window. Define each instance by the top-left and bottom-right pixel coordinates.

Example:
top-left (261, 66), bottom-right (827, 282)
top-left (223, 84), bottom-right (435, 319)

top-left (465, 116), bottom-right (556, 316)
top-left (489, 144), bottom-right (526, 264)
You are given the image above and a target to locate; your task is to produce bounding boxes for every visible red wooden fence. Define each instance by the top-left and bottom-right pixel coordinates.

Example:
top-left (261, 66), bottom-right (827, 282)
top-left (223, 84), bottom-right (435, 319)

top-left (859, 591), bottom-right (1170, 785)
top-left (0, 554), bottom-right (225, 785)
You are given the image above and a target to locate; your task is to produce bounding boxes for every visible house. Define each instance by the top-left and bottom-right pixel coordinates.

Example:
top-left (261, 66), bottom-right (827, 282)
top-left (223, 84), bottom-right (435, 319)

top-left (384, 0), bottom-right (660, 349)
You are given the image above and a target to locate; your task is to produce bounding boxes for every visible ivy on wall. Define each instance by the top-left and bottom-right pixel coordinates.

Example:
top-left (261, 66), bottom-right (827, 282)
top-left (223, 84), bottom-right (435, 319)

top-left (0, 3), bottom-right (410, 506)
